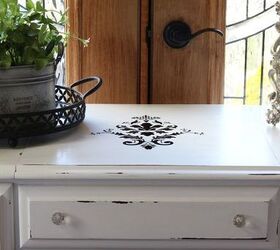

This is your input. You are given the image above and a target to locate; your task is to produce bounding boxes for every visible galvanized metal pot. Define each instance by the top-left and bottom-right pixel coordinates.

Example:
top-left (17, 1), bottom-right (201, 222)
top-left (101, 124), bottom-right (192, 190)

top-left (0, 63), bottom-right (56, 114)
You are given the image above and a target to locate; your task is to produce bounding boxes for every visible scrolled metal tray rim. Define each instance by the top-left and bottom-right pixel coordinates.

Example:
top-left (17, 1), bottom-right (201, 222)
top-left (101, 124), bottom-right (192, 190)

top-left (0, 76), bottom-right (102, 147)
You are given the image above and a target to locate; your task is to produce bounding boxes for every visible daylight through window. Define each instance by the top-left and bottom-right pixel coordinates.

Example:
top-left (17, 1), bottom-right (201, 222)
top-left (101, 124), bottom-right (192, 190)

top-left (225, 0), bottom-right (278, 105)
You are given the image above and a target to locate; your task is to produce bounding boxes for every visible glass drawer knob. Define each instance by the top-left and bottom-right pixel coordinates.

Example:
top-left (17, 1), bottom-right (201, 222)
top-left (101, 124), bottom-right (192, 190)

top-left (52, 212), bottom-right (65, 225)
top-left (233, 214), bottom-right (246, 228)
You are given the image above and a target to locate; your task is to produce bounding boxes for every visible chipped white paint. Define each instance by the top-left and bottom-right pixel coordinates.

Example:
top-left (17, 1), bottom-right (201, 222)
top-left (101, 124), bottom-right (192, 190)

top-left (2, 104), bottom-right (280, 249)
top-left (17, 185), bottom-right (278, 249)
top-left (0, 146), bottom-right (22, 180)
top-left (0, 184), bottom-right (13, 250)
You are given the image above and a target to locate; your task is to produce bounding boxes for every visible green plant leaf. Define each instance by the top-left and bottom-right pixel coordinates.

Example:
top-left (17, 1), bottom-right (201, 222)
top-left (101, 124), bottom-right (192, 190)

top-left (9, 30), bottom-right (25, 43)
top-left (28, 12), bottom-right (41, 21)
top-left (23, 46), bottom-right (36, 64)
top-left (27, 23), bottom-right (40, 37)
top-left (0, 53), bottom-right (12, 68)
top-left (48, 23), bottom-right (57, 31)
top-left (59, 9), bottom-right (68, 24)
top-left (26, 0), bottom-right (35, 10)
top-left (35, 58), bottom-right (49, 69)
top-left (0, 0), bottom-right (7, 19)
top-left (8, 0), bottom-right (20, 15)
top-left (38, 24), bottom-right (48, 44)
top-left (36, 1), bottom-right (44, 11)
top-left (1, 0), bottom-right (89, 69)
top-left (45, 40), bottom-right (55, 55)
top-left (54, 35), bottom-right (63, 43)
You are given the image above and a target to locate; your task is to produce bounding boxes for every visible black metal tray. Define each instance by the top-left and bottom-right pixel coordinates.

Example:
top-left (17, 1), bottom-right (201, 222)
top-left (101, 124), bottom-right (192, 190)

top-left (0, 76), bottom-right (102, 147)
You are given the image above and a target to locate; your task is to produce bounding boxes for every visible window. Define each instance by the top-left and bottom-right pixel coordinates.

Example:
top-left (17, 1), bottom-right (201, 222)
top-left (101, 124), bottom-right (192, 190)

top-left (225, 0), bottom-right (278, 105)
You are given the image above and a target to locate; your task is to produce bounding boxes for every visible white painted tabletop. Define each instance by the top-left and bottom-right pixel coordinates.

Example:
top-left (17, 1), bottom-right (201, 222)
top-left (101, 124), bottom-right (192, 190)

top-left (2, 104), bottom-right (280, 180)
top-left (16, 104), bottom-right (279, 165)
top-left (0, 144), bottom-right (23, 179)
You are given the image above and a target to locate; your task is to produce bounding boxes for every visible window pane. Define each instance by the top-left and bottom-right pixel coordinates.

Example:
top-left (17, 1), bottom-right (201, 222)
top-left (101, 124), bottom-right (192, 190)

top-left (262, 26), bottom-right (278, 104)
top-left (266, 0), bottom-right (276, 9)
top-left (225, 0), bottom-right (277, 105)
top-left (44, 0), bottom-right (64, 32)
top-left (248, 0), bottom-right (264, 17)
top-left (245, 33), bottom-right (263, 105)
top-left (224, 41), bottom-right (246, 98)
top-left (44, 0), bottom-right (64, 12)
top-left (226, 7), bottom-right (276, 44)
top-left (18, 0), bottom-right (26, 7)
top-left (226, 0), bottom-right (247, 25)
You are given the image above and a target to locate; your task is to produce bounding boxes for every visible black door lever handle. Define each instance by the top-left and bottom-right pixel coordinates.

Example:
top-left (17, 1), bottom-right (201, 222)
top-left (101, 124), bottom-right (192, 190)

top-left (163, 21), bottom-right (224, 49)
top-left (191, 28), bottom-right (224, 39)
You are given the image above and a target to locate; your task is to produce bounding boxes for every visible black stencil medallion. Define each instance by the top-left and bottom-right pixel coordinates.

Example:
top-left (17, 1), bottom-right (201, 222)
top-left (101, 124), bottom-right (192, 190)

top-left (91, 115), bottom-right (204, 150)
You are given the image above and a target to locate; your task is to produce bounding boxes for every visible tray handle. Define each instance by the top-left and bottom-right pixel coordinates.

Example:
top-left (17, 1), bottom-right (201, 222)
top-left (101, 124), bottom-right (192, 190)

top-left (70, 76), bottom-right (103, 99)
top-left (55, 43), bottom-right (64, 70)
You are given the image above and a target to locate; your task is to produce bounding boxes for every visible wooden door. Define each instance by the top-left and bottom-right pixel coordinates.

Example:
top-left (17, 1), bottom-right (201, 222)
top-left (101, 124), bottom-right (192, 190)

top-left (150, 0), bottom-right (226, 104)
top-left (66, 0), bottom-right (226, 104)
top-left (67, 0), bottom-right (141, 104)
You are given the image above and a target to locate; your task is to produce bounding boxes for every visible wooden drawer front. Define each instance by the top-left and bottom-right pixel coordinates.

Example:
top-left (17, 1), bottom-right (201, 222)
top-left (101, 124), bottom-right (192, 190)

top-left (18, 186), bottom-right (279, 249)
top-left (29, 200), bottom-right (268, 240)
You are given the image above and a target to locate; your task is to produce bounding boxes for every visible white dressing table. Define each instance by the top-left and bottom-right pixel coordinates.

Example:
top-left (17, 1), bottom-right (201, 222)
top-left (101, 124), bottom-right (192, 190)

top-left (1, 104), bottom-right (280, 250)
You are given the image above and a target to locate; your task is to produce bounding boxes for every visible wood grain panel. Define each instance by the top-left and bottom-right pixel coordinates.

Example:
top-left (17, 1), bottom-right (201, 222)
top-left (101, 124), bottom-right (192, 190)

top-left (80, 0), bottom-right (140, 104)
top-left (139, 0), bottom-right (149, 104)
top-left (207, 0), bottom-right (226, 104)
top-left (65, 0), bottom-right (82, 84)
top-left (151, 0), bottom-right (226, 104)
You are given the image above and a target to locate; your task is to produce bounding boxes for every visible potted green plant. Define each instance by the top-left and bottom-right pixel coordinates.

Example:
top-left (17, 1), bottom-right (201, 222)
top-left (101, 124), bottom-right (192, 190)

top-left (0, 0), bottom-right (89, 114)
